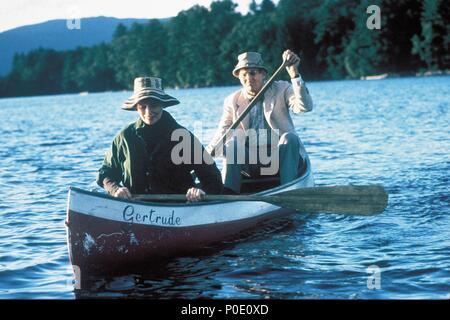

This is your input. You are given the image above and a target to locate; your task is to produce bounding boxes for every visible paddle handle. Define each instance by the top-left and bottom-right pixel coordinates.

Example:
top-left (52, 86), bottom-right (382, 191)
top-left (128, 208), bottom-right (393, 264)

top-left (210, 59), bottom-right (289, 156)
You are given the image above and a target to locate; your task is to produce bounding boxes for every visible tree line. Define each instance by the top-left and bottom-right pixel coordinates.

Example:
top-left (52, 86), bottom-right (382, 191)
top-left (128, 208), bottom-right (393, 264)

top-left (0, 0), bottom-right (448, 98)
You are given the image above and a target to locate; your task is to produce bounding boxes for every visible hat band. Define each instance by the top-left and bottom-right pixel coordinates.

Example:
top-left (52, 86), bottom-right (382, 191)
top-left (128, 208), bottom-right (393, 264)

top-left (123, 90), bottom-right (179, 110)
top-left (132, 89), bottom-right (177, 101)
top-left (233, 63), bottom-right (267, 77)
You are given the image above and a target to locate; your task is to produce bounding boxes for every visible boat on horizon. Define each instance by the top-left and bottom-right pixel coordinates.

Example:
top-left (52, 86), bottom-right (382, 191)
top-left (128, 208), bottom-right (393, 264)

top-left (360, 73), bottom-right (388, 80)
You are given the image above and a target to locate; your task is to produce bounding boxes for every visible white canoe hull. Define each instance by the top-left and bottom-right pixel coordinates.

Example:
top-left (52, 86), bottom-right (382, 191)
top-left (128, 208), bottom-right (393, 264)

top-left (66, 159), bottom-right (314, 274)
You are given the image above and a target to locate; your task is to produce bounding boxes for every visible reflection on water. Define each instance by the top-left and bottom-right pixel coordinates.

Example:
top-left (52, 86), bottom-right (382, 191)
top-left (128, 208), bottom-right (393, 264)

top-left (0, 76), bottom-right (449, 299)
top-left (74, 254), bottom-right (246, 299)
top-left (75, 218), bottom-right (297, 299)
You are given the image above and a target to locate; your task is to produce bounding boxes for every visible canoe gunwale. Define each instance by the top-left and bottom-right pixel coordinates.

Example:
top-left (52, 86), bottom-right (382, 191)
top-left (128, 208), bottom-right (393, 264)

top-left (68, 157), bottom-right (313, 209)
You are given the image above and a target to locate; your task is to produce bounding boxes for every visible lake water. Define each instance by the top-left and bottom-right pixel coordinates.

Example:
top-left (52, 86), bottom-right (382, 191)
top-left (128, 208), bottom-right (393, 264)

top-left (0, 76), bottom-right (449, 299)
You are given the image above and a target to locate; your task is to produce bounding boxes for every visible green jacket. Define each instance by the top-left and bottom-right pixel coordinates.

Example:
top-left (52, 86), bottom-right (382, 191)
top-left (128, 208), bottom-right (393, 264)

top-left (97, 111), bottom-right (223, 195)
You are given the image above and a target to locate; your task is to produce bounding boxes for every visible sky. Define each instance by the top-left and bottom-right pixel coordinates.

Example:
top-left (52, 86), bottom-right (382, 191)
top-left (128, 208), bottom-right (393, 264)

top-left (0, 0), bottom-right (265, 32)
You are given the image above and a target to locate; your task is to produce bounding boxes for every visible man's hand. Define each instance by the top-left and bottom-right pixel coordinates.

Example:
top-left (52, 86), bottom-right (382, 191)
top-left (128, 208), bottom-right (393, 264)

top-left (186, 187), bottom-right (206, 202)
top-left (114, 187), bottom-right (132, 199)
top-left (283, 49), bottom-right (301, 79)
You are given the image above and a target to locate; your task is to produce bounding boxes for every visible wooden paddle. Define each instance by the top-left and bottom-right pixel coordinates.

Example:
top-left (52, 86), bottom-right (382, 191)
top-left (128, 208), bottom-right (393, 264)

top-left (209, 59), bottom-right (289, 157)
top-left (133, 185), bottom-right (389, 216)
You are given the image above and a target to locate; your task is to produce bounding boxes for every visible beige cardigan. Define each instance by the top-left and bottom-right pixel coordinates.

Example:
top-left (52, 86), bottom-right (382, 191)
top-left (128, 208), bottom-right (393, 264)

top-left (207, 78), bottom-right (313, 156)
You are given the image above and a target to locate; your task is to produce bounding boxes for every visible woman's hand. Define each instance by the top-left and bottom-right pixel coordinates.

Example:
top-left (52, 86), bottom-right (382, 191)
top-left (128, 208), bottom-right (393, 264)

top-left (114, 187), bottom-right (132, 199)
top-left (186, 187), bottom-right (206, 202)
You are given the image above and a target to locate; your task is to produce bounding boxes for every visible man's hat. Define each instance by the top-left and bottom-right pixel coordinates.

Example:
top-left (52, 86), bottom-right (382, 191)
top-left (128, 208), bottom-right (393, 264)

top-left (232, 52), bottom-right (268, 77)
top-left (122, 77), bottom-right (180, 111)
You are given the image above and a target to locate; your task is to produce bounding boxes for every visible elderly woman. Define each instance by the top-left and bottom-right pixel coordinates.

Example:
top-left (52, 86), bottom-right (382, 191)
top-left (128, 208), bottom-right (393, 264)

top-left (97, 76), bottom-right (223, 201)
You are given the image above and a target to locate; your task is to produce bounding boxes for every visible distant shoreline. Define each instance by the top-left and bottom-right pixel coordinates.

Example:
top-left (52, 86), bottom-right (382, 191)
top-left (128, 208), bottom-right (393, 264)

top-left (359, 69), bottom-right (450, 81)
top-left (1, 71), bottom-right (449, 100)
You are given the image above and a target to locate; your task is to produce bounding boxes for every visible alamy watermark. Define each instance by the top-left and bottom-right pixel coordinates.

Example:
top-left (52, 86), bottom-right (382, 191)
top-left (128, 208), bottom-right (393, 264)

top-left (366, 5), bottom-right (381, 30)
top-left (66, 6), bottom-right (81, 30)
top-left (66, 265), bottom-right (82, 290)
top-left (170, 126), bottom-right (281, 176)
top-left (367, 265), bottom-right (381, 290)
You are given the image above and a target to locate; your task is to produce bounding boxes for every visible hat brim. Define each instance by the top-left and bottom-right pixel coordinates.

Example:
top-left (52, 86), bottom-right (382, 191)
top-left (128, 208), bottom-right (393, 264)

top-left (232, 65), bottom-right (268, 77)
top-left (122, 89), bottom-right (180, 111)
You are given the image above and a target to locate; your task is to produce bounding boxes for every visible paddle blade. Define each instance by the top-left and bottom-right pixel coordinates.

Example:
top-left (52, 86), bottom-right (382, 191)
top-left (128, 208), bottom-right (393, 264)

top-left (269, 185), bottom-right (388, 215)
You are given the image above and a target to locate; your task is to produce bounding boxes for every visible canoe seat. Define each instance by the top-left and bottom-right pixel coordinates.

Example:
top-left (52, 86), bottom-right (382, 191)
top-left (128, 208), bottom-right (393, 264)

top-left (239, 157), bottom-right (307, 194)
top-left (241, 174), bottom-right (280, 194)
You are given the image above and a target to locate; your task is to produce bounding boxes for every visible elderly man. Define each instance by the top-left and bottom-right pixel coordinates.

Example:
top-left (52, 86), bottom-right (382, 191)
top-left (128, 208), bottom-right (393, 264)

top-left (208, 50), bottom-right (313, 194)
top-left (97, 76), bottom-right (223, 201)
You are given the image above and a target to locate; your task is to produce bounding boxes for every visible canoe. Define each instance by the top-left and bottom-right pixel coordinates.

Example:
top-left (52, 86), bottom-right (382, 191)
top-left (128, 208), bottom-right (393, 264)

top-left (66, 158), bottom-right (314, 275)
top-left (360, 73), bottom-right (388, 80)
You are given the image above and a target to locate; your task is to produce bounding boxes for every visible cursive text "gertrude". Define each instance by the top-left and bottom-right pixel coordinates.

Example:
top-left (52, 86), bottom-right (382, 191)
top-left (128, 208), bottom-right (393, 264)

top-left (122, 205), bottom-right (181, 226)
